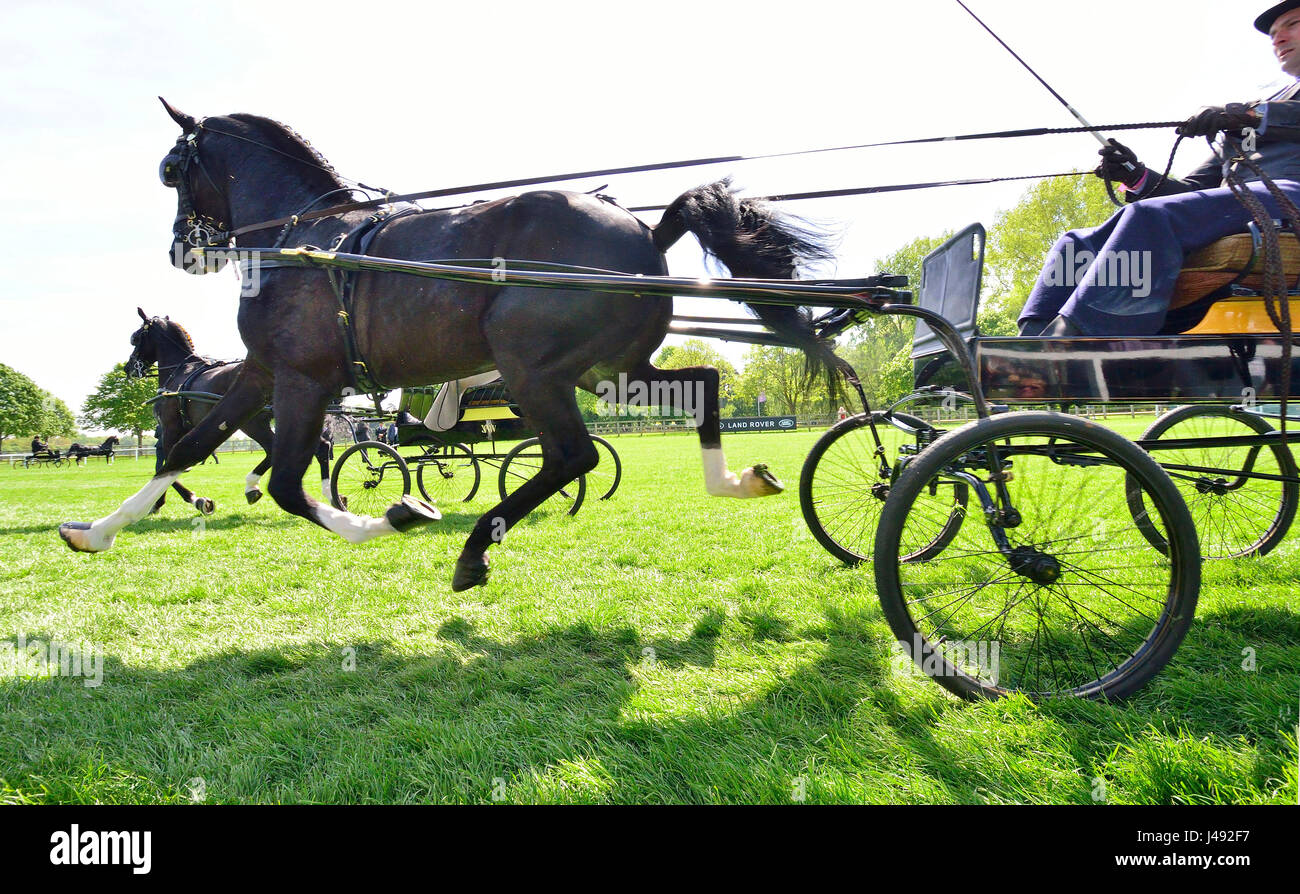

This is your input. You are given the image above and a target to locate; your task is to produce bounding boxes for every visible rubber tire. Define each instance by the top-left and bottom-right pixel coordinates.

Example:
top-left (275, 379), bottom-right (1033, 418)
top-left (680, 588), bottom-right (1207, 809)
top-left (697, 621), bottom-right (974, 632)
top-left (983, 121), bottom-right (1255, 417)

top-left (589, 436), bottom-right (622, 501)
top-left (416, 443), bottom-right (481, 504)
top-left (799, 411), bottom-right (967, 565)
top-left (874, 411), bottom-right (1201, 701)
top-left (497, 437), bottom-right (586, 516)
top-left (1127, 404), bottom-right (1298, 559)
top-left (330, 441), bottom-right (410, 513)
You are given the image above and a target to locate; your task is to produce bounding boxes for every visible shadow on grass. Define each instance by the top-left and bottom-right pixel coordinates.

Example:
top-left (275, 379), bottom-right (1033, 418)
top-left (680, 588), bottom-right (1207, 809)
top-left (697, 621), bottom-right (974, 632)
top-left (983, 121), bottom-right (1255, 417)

top-left (0, 603), bottom-right (1294, 804)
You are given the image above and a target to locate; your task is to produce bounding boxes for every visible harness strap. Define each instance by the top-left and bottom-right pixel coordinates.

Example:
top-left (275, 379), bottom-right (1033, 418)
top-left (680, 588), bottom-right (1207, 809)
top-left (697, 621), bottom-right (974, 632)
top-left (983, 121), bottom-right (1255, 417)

top-left (1220, 134), bottom-right (1300, 431)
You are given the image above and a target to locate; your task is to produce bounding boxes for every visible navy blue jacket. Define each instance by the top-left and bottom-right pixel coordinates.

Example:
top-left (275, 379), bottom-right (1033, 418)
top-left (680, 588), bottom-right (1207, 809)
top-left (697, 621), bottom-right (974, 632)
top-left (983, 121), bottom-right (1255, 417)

top-left (1130, 80), bottom-right (1300, 198)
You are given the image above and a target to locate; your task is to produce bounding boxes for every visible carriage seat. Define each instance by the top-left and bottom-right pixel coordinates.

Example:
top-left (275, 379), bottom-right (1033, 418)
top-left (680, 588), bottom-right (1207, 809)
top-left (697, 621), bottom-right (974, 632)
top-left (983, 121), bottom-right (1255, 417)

top-left (1171, 226), bottom-right (1300, 334)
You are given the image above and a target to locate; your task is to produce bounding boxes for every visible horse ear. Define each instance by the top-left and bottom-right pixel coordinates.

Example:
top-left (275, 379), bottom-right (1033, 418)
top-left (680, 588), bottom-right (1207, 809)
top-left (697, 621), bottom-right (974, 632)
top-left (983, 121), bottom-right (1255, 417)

top-left (137, 307), bottom-right (148, 321)
top-left (159, 97), bottom-right (197, 132)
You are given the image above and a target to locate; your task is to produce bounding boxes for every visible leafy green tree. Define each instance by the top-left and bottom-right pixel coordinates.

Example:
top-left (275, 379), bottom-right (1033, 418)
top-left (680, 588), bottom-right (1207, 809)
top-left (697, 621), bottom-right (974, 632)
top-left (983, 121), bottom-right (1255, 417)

top-left (40, 395), bottom-right (76, 439)
top-left (655, 338), bottom-right (740, 414)
top-left (735, 345), bottom-right (817, 416)
top-left (983, 174), bottom-right (1114, 321)
top-left (0, 363), bottom-right (48, 442)
top-left (80, 363), bottom-right (158, 448)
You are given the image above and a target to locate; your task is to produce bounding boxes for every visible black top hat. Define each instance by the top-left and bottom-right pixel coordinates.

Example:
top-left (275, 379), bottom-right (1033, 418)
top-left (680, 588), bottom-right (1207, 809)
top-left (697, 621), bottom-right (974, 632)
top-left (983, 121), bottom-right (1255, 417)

top-left (1257, 0), bottom-right (1300, 33)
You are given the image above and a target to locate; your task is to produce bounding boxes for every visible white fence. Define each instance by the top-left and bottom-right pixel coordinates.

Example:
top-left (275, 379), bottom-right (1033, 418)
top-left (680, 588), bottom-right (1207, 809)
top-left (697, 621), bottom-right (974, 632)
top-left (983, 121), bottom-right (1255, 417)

top-left (2, 438), bottom-right (265, 468)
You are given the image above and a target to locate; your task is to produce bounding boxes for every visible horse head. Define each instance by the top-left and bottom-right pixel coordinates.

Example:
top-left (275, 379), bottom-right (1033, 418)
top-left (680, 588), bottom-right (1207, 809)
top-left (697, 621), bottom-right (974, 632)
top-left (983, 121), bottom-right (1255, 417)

top-left (125, 308), bottom-right (158, 378)
top-left (158, 100), bottom-right (348, 276)
top-left (159, 98), bottom-right (231, 274)
top-left (126, 309), bottom-right (195, 378)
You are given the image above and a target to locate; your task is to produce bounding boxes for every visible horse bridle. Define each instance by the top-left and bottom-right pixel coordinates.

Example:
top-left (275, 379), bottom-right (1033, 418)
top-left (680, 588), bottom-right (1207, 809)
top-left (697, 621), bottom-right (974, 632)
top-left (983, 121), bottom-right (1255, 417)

top-left (160, 126), bottom-right (233, 250)
top-left (127, 317), bottom-right (203, 379)
top-left (161, 120), bottom-right (376, 251)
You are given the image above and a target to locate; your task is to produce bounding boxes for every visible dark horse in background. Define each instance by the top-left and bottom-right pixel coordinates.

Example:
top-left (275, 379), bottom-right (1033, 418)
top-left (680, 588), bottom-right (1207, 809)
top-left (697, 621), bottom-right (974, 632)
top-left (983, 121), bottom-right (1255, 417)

top-left (124, 308), bottom-right (333, 513)
top-left (66, 435), bottom-right (119, 464)
top-left (60, 100), bottom-right (847, 591)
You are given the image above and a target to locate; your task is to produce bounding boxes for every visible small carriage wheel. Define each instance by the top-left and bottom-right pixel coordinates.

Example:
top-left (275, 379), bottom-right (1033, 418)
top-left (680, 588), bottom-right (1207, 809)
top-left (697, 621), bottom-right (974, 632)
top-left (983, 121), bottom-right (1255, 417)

top-left (330, 440), bottom-right (411, 515)
top-left (1125, 405), bottom-right (1299, 559)
top-left (799, 411), bottom-right (967, 565)
top-left (588, 436), bottom-right (622, 500)
top-left (416, 443), bottom-right (481, 504)
top-left (874, 412), bottom-right (1200, 701)
top-left (497, 437), bottom-right (586, 516)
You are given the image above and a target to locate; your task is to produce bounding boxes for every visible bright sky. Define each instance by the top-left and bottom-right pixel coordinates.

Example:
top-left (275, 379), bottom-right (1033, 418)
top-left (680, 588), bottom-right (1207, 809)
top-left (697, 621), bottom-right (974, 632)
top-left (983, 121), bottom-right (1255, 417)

top-left (0, 0), bottom-right (1292, 420)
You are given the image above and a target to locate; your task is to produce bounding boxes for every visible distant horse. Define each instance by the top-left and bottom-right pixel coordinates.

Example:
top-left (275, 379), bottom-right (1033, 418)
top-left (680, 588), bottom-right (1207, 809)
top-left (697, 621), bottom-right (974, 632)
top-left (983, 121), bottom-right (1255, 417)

top-left (67, 436), bottom-right (119, 464)
top-left (61, 101), bottom-right (846, 591)
top-left (123, 308), bottom-right (333, 514)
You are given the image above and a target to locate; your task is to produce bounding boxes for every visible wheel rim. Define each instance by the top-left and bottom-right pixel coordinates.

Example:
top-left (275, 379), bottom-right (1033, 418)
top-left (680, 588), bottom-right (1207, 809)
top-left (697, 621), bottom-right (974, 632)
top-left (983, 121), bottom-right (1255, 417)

top-left (802, 413), bottom-right (966, 564)
top-left (588, 437), bottom-right (622, 500)
top-left (498, 439), bottom-right (585, 515)
top-left (417, 444), bottom-right (479, 504)
top-left (332, 443), bottom-right (409, 516)
top-left (877, 417), bottom-right (1198, 700)
top-left (1131, 407), bottom-right (1297, 559)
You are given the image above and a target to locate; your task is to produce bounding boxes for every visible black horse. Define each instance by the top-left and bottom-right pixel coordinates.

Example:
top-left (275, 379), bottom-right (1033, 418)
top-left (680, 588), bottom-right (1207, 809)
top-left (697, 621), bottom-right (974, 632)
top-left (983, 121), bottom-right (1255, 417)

top-left (61, 101), bottom-right (845, 591)
top-left (66, 436), bottom-right (120, 464)
top-left (124, 308), bottom-right (333, 513)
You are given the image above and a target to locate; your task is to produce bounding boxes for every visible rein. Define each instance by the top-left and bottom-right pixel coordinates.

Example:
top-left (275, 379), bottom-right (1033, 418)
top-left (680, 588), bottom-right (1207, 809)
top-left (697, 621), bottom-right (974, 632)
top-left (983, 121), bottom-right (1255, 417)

top-left (179, 118), bottom-right (1188, 248)
top-left (1220, 132), bottom-right (1300, 431)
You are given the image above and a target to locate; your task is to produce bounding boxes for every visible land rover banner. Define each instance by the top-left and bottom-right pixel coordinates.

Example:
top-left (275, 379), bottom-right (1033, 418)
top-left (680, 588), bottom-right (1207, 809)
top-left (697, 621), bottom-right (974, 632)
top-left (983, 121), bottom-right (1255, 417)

top-left (720, 416), bottom-right (797, 433)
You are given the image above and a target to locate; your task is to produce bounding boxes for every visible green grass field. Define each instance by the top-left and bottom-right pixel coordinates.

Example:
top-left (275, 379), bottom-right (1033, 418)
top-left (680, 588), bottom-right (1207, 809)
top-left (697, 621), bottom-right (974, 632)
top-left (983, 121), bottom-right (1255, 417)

top-left (0, 420), bottom-right (1296, 804)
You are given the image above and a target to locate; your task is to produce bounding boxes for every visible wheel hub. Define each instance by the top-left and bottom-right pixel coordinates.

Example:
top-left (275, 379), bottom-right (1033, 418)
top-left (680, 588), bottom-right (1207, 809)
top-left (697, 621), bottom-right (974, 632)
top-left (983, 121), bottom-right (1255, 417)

top-left (1194, 477), bottom-right (1229, 496)
top-left (1008, 546), bottom-right (1062, 584)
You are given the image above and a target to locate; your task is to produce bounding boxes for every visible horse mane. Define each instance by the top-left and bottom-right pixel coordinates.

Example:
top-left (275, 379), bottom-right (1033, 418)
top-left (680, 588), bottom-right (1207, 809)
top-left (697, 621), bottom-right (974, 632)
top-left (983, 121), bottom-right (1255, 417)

top-left (163, 318), bottom-right (196, 354)
top-left (224, 113), bottom-right (347, 191)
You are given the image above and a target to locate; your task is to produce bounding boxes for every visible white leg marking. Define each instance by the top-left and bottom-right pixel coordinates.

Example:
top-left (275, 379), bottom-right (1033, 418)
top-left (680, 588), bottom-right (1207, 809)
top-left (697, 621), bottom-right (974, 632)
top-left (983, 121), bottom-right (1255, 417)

top-left (84, 473), bottom-right (182, 549)
top-left (702, 447), bottom-right (745, 497)
top-left (321, 478), bottom-right (332, 501)
top-left (701, 447), bottom-right (780, 499)
top-left (312, 503), bottom-right (398, 544)
top-left (244, 471), bottom-right (263, 494)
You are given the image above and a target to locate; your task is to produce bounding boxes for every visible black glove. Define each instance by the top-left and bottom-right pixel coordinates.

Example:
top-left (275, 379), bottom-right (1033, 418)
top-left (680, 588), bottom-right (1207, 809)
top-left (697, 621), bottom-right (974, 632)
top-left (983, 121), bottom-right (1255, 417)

top-left (1177, 103), bottom-right (1261, 138)
top-left (1094, 139), bottom-right (1147, 189)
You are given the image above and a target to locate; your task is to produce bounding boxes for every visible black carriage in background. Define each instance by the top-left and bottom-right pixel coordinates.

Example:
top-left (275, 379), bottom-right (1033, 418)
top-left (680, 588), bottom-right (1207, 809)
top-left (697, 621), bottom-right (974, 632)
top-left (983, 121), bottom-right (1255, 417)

top-left (326, 376), bottom-right (621, 517)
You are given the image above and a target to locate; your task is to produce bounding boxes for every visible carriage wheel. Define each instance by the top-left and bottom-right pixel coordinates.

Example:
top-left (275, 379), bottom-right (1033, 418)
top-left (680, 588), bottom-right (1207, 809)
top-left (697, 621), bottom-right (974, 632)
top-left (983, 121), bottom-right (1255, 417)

top-left (874, 412), bottom-right (1200, 701)
top-left (416, 443), bottom-right (481, 504)
top-left (588, 436), bottom-right (622, 500)
top-left (1126, 405), bottom-right (1299, 559)
top-left (497, 437), bottom-right (586, 516)
top-left (330, 441), bottom-right (411, 515)
top-left (799, 412), bottom-right (967, 565)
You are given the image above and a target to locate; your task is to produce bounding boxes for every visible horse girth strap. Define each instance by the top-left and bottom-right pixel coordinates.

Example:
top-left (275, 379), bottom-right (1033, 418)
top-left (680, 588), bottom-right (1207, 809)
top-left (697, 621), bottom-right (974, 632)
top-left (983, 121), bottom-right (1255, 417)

top-left (323, 265), bottom-right (387, 396)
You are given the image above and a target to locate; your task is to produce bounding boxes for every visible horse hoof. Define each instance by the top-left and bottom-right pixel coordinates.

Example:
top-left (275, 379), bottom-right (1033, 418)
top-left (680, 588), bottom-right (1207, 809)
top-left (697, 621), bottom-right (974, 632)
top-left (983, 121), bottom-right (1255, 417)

top-left (196, 498), bottom-right (216, 516)
top-left (385, 495), bottom-right (442, 532)
top-left (743, 464), bottom-right (785, 497)
top-left (59, 522), bottom-right (102, 553)
top-left (452, 554), bottom-right (490, 591)
top-left (246, 490), bottom-right (262, 505)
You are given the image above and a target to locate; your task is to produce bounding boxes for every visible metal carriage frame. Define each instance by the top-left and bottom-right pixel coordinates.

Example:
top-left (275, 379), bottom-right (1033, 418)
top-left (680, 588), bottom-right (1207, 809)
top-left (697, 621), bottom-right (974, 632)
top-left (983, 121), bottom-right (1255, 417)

top-left (201, 236), bottom-right (1300, 702)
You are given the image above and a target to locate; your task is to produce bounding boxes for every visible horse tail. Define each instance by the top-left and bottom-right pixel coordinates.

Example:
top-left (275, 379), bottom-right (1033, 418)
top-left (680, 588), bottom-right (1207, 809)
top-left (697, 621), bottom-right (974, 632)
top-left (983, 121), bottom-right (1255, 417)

top-left (651, 179), bottom-right (853, 404)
